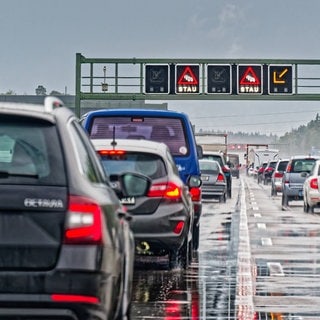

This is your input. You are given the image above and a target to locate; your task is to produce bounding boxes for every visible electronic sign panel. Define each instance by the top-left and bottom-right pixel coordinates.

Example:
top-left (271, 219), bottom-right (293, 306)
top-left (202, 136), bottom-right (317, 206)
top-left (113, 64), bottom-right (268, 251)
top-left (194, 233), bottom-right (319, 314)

top-left (237, 65), bottom-right (263, 94)
top-left (207, 65), bottom-right (231, 94)
top-left (268, 65), bottom-right (293, 94)
top-left (175, 65), bottom-right (200, 94)
top-left (145, 64), bottom-right (169, 94)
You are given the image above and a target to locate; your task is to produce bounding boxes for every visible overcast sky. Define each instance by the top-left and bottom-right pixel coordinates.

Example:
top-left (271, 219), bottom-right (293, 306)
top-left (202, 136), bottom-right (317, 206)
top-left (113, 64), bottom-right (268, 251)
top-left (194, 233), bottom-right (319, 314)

top-left (1, 0), bottom-right (320, 135)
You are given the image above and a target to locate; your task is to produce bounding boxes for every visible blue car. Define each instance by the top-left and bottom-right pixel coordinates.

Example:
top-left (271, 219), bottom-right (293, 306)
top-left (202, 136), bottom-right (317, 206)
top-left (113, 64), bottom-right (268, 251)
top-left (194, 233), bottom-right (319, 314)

top-left (81, 108), bottom-right (203, 250)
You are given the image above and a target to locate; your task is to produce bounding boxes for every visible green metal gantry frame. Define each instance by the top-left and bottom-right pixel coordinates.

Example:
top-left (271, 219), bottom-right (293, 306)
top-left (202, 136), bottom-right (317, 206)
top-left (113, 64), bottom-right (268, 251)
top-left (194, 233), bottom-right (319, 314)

top-left (75, 53), bottom-right (320, 117)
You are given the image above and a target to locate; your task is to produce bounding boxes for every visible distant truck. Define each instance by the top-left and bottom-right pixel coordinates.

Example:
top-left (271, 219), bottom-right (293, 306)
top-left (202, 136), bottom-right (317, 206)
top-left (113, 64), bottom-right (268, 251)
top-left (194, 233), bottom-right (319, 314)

top-left (228, 153), bottom-right (240, 178)
top-left (195, 133), bottom-right (228, 156)
top-left (248, 148), bottom-right (279, 170)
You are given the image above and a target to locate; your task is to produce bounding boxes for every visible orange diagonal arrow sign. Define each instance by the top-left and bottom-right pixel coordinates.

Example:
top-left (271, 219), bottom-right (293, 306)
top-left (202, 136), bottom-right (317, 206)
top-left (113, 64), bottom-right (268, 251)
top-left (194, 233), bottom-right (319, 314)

top-left (273, 68), bottom-right (288, 84)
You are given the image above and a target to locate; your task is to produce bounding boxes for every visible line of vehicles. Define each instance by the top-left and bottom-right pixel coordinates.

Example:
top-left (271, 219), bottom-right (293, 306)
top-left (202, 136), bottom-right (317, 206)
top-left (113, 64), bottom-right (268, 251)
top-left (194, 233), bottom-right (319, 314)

top-left (247, 148), bottom-right (320, 213)
top-left (0, 96), bottom-right (245, 319)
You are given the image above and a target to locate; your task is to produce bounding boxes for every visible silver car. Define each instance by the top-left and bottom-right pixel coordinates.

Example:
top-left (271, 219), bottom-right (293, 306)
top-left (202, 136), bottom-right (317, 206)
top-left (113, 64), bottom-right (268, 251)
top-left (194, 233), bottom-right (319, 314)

top-left (303, 159), bottom-right (320, 213)
top-left (199, 159), bottom-right (227, 203)
top-left (282, 155), bottom-right (320, 209)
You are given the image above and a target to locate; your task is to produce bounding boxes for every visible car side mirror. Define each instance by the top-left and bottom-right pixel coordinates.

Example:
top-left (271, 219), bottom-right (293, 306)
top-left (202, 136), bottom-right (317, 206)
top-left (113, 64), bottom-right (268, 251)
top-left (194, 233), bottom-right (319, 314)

top-left (188, 175), bottom-right (202, 188)
top-left (196, 144), bottom-right (203, 159)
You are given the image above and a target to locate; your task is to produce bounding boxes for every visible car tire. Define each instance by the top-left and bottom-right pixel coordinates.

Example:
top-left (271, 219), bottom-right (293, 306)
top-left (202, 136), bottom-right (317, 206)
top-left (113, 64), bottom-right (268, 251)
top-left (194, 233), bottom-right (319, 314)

top-left (282, 193), bottom-right (289, 207)
top-left (227, 185), bottom-right (232, 198)
top-left (303, 200), bottom-right (309, 213)
top-left (192, 224), bottom-right (200, 251)
top-left (168, 238), bottom-right (189, 270)
top-left (271, 186), bottom-right (276, 196)
top-left (179, 238), bottom-right (190, 270)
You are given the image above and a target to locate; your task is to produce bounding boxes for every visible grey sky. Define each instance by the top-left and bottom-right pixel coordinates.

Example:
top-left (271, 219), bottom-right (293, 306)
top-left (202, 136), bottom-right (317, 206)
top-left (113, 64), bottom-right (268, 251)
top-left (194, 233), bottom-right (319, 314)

top-left (1, 0), bottom-right (320, 135)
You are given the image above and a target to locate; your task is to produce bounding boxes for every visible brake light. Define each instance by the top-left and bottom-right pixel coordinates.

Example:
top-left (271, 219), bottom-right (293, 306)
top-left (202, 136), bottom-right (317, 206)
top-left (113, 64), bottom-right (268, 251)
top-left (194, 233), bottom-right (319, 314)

top-left (217, 173), bottom-right (225, 182)
top-left (274, 172), bottom-right (283, 178)
top-left (148, 182), bottom-right (181, 200)
top-left (51, 294), bottom-right (99, 304)
top-left (222, 166), bottom-right (230, 173)
top-left (98, 149), bottom-right (125, 156)
top-left (310, 178), bottom-right (318, 189)
top-left (64, 195), bottom-right (103, 245)
top-left (173, 221), bottom-right (185, 234)
top-left (189, 187), bottom-right (201, 202)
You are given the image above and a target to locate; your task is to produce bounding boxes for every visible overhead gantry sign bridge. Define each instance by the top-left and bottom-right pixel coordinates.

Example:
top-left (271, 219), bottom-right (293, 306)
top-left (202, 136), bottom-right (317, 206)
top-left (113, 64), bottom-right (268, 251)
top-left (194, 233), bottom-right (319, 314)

top-left (75, 53), bottom-right (320, 116)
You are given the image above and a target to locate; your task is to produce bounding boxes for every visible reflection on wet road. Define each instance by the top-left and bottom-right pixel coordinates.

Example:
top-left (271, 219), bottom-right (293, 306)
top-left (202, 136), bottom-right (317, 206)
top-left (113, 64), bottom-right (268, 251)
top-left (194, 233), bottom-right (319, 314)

top-left (130, 175), bottom-right (320, 319)
top-left (130, 181), bottom-right (239, 319)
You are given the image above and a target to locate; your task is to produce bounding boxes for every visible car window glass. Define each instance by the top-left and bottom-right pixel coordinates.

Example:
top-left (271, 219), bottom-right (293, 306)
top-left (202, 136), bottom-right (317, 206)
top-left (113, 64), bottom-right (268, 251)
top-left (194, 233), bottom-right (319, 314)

top-left (202, 155), bottom-right (223, 166)
top-left (0, 117), bottom-right (66, 185)
top-left (99, 152), bottom-right (166, 179)
top-left (200, 161), bottom-right (219, 174)
top-left (90, 116), bottom-right (188, 156)
top-left (278, 161), bottom-right (288, 171)
top-left (69, 121), bottom-right (102, 183)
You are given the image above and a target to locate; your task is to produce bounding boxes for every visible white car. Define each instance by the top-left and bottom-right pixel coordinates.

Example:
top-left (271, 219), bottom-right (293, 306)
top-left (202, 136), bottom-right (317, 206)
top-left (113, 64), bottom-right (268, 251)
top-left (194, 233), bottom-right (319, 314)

top-left (303, 159), bottom-right (320, 213)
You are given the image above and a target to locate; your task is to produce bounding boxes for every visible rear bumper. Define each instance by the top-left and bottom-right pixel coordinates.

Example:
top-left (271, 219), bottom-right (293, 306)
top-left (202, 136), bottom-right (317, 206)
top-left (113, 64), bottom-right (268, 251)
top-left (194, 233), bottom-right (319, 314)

top-left (0, 297), bottom-right (106, 320)
top-left (0, 269), bottom-right (114, 320)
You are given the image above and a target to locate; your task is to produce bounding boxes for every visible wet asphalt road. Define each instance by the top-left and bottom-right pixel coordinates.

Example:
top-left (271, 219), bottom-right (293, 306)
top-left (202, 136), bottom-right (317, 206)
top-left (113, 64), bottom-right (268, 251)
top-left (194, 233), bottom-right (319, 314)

top-left (129, 173), bottom-right (320, 320)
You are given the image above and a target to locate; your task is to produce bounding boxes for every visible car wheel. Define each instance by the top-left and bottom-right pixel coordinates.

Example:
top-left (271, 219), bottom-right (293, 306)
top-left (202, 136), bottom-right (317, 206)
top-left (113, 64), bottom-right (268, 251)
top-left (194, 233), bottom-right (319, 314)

top-left (282, 193), bottom-right (289, 207)
top-left (227, 185), bottom-right (232, 198)
top-left (192, 224), bottom-right (200, 251)
top-left (168, 251), bottom-right (178, 269)
top-left (179, 237), bottom-right (190, 270)
top-left (303, 200), bottom-right (309, 213)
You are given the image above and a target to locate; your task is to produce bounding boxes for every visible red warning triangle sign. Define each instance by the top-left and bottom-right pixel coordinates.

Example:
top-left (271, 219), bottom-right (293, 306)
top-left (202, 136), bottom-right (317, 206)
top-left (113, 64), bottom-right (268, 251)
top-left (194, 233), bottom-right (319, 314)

top-left (240, 66), bottom-right (261, 85)
top-left (177, 66), bottom-right (199, 85)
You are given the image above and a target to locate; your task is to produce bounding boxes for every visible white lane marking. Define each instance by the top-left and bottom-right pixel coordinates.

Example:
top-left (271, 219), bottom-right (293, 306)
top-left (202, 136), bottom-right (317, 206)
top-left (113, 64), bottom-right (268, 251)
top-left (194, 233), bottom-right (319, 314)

top-left (267, 262), bottom-right (284, 276)
top-left (261, 237), bottom-right (273, 246)
top-left (235, 180), bottom-right (255, 319)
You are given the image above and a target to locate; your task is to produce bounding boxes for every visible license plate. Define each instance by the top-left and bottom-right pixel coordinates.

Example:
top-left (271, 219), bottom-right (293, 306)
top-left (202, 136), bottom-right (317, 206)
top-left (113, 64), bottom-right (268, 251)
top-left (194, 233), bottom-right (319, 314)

top-left (120, 197), bottom-right (136, 205)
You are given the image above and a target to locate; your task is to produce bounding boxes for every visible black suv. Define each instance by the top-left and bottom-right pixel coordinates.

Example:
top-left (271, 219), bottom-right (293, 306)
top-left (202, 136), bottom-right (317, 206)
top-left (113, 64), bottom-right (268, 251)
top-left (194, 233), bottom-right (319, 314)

top-left (0, 98), bottom-right (137, 320)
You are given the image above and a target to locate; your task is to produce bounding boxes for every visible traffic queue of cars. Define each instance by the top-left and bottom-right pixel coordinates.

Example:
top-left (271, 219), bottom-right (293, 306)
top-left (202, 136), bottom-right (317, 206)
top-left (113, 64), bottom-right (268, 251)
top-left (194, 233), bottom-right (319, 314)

top-left (0, 98), bottom-right (236, 319)
top-left (251, 154), bottom-right (320, 213)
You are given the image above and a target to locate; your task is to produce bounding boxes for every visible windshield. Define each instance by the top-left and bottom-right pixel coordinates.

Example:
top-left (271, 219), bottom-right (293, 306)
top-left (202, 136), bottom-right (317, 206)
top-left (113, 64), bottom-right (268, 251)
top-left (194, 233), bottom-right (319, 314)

top-left (89, 116), bottom-right (189, 157)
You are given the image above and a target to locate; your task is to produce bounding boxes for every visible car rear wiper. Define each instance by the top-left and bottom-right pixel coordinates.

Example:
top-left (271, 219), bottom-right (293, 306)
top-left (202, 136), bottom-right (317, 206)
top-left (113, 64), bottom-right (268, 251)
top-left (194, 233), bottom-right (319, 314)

top-left (0, 171), bottom-right (39, 179)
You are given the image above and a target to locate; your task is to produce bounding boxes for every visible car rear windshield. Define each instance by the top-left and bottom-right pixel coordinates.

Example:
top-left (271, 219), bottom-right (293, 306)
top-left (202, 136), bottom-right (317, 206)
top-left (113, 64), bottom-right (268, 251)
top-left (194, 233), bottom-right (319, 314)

top-left (0, 116), bottom-right (66, 185)
top-left (202, 155), bottom-right (223, 166)
top-left (99, 152), bottom-right (167, 179)
top-left (89, 116), bottom-right (188, 157)
top-left (200, 161), bottom-right (220, 174)
top-left (278, 161), bottom-right (289, 171)
top-left (292, 159), bottom-right (316, 173)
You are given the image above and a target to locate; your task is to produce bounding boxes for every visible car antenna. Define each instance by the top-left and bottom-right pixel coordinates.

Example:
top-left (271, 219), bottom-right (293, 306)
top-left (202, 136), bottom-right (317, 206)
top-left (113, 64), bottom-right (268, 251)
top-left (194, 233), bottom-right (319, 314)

top-left (111, 125), bottom-right (117, 149)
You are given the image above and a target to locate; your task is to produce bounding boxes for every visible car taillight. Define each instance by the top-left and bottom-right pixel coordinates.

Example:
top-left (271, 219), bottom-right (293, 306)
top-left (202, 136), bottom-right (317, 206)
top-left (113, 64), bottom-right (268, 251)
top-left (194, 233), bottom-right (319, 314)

top-left (274, 172), bottom-right (283, 178)
top-left (173, 221), bottom-right (185, 234)
top-left (148, 182), bottom-right (181, 200)
top-left (51, 294), bottom-right (99, 304)
top-left (310, 178), bottom-right (318, 189)
top-left (97, 149), bottom-right (125, 156)
top-left (217, 173), bottom-right (225, 182)
top-left (64, 195), bottom-right (103, 245)
top-left (189, 187), bottom-right (201, 202)
top-left (222, 166), bottom-right (230, 173)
